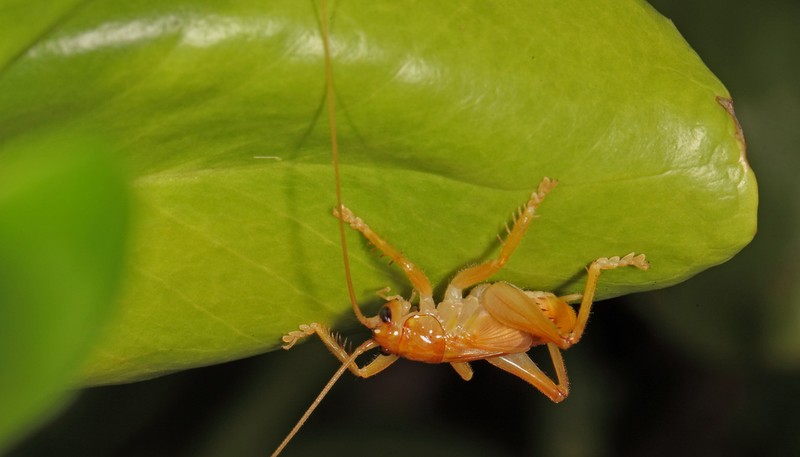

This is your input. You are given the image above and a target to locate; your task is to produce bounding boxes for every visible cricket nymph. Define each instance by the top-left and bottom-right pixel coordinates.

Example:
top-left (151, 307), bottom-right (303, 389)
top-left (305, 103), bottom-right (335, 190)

top-left (270, 1), bottom-right (649, 455)
top-left (281, 178), bottom-right (650, 404)
top-left (370, 283), bottom-right (578, 365)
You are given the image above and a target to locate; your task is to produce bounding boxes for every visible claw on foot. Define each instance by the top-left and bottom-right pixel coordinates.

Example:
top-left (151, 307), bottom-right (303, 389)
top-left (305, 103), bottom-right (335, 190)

top-left (281, 323), bottom-right (317, 350)
top-left (595, 253), bottom-right (649, 271)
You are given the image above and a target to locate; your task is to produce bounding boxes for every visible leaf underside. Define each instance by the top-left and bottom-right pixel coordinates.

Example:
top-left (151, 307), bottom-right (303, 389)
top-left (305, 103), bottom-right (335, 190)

top-left (0, 0), bottom-right (757, 385)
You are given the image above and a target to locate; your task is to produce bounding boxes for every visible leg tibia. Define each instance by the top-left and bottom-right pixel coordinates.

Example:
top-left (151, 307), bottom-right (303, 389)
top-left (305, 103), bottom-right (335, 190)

top-left (334, 206), bottom-right (434, 308)
top-left (447, 178), bottom-right (557, 293)
top-left (569, 253), bottom-right (649, 345)
top-left (486, 351), bottom-right (568, 403)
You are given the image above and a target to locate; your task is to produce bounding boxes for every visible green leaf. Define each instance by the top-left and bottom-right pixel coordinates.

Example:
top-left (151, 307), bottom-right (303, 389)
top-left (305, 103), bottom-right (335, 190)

top-left (0, 0), bottom-right (88, 71)
top-left (0, 0), bottom-right (756, 385)
top-left (0, 128), bottom-right (128, 450)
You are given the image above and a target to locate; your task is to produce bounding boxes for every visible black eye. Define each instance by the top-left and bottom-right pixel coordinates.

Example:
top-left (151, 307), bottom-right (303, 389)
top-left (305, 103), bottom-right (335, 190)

top-left (380, 346), bottom-right (392, 356)
top-left (379, 305), bottom-right (392, 323)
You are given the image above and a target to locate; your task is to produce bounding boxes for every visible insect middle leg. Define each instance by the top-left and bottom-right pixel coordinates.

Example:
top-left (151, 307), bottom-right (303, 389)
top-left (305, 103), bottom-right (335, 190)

top-left (450, 362), bottom-right (474, 381)
top-left (446, 177), bottom-right (558, 296)
top-left (334, 205), bottom-right (436, 311)
top-left (283, 323), bottom-right (398, 378)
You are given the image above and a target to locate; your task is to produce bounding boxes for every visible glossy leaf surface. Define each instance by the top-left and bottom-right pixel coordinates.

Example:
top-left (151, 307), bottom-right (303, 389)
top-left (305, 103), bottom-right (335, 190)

top-left (0, 0), bottom-right (756, 385)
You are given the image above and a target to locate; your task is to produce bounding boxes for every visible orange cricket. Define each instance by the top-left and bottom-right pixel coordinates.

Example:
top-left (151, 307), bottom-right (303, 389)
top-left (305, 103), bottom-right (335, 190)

top-left (270, 2), bottom-right (649, 456)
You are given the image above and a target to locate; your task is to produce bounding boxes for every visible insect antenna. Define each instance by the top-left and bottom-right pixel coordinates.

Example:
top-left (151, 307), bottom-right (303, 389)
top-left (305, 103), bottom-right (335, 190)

top-left (320, 0), bottom-right (370, 327)
top-left (270, 339), bottom-right (378, 457)
top-left (271, 4), bottom-right (378, 456)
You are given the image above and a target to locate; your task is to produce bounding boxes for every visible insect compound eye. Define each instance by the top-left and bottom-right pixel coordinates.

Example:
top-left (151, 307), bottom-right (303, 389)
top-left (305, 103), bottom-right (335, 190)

top-left (380, 346), bottom-right (392, 356)
top-left (378, 305), bottom-right (392, 323)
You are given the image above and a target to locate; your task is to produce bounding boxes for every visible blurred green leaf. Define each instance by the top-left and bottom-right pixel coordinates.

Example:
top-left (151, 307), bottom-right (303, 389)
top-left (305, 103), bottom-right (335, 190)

top-left (0, 0), bottom-right (756, 385)
top-left (0, 128), bottom-right (129, 450)
top-left (0, 0), bottom-right (87, 71)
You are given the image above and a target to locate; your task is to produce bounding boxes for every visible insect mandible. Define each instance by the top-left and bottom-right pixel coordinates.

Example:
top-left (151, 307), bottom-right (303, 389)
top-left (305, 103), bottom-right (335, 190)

top-left (270, 2), bottom-right (650, 455)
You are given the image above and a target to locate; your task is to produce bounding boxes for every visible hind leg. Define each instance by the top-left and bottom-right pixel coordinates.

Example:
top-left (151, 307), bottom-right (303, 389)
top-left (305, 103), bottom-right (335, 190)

top-left (569, 253), bottom-right (649, 345)
top-left (486, 344), bottom-right (569, 403)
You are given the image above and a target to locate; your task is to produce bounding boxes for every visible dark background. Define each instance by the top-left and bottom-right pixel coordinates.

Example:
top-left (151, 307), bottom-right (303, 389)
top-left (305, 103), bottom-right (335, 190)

top-left (8, 0), bottom-right (799, 456)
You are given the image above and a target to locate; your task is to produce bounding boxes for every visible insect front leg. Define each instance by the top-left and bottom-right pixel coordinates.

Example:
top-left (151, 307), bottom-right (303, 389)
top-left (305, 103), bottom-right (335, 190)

top-left (283, 323), bottom-right (398, 378)
top-left (446, 177), bottom-right (557, 297)
top-left (569, 253), bottom-right (650, 345)
top-left (486, 345), bottom-right (569, 403)
top-left (334, 205), bottom-right (436, 311)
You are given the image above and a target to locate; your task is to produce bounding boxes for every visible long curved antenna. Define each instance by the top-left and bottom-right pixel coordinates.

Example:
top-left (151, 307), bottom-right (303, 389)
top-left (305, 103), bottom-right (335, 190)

top-left (320, 0), bottom-right (369, 326)
top-left (270, 339), bottom-right (377, 457)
